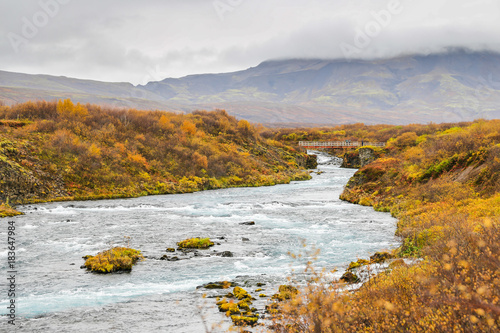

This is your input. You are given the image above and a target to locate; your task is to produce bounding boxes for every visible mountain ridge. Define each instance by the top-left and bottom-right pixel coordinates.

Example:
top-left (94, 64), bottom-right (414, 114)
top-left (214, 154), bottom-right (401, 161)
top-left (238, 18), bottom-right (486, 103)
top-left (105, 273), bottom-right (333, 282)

top-left (1, 50), bottom-right (500, 125)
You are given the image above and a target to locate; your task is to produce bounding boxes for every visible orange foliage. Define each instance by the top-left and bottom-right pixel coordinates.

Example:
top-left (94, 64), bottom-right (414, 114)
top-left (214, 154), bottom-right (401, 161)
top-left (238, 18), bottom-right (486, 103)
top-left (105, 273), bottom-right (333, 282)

top-left (181, 120), bottom-right (197, 135)
top-left (274, 119), bottom-right (500, 332)
top-left (0, 100), bottom-right (311, 203)
top-left (57, 99), bottom-right (89, 120)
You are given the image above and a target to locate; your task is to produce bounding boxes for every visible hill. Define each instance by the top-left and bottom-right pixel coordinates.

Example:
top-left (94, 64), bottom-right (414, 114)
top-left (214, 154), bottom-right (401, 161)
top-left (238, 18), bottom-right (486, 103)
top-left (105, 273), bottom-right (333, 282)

top-left (1, 50), bottom-right (500, 124)
top-left (0, 100), bottom-right (312, 216)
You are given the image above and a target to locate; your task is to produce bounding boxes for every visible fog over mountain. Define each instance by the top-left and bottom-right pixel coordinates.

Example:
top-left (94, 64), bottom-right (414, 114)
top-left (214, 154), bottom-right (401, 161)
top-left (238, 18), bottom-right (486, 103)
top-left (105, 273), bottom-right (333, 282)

top-left (1, 50), bottom-right (499, 125)
top-left (1, 0), bottom-right (500, 84)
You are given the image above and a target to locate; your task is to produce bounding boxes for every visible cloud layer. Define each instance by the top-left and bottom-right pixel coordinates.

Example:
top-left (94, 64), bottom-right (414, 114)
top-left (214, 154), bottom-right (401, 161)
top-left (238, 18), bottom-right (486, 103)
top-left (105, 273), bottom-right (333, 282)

top-left (1, 0), bottom-right (499, 84)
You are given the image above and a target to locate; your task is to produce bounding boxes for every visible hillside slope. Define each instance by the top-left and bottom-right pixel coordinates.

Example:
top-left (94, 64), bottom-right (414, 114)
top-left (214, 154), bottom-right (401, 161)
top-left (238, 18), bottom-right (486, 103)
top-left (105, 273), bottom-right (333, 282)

top-left (0, 100), bottom-right (313, 215)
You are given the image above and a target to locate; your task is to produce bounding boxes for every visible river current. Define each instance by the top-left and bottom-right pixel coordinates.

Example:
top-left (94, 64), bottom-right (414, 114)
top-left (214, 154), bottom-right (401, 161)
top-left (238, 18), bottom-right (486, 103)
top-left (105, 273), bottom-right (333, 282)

top-left (0, 152), bottom-right (398, 332)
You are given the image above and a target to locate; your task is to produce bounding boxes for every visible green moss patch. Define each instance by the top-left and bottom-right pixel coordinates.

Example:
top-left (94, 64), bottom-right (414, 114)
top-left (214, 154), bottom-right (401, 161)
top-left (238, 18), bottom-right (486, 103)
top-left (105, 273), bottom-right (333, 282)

top-left (0, 204), bottom-right (23, 218)
top-left (271, 285), bottom-right (298, 301)
top-left (347, 258), bottom-right (370, 271)
top-left (231, 315), bottom-right (259, 326)
top-left (177, 237), bottom-right (214, 249)
top-left (84, 247), bottom-right (144, 273)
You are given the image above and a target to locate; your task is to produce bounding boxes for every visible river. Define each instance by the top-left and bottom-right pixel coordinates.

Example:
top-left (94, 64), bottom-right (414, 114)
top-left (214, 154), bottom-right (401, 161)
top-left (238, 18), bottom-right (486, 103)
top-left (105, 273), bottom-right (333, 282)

top-left (0, 152), bottom-right (398, 332)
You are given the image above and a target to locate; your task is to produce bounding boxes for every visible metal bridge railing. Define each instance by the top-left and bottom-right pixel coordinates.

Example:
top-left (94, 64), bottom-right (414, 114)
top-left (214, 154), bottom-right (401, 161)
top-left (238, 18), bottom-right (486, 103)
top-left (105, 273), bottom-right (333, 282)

top-left (298, 141), bottom-right (386, 147)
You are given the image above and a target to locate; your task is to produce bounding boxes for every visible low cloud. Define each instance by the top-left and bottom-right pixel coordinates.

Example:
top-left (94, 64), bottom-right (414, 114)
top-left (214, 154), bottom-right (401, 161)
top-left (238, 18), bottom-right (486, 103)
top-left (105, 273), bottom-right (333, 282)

top-left (0, 0), bottom-right (499, 84)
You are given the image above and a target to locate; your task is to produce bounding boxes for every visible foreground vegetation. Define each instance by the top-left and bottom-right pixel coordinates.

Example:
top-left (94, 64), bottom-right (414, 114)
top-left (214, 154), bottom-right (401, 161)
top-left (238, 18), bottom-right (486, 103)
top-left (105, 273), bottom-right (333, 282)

top-left (0, 100), bottom-right (313, 215)
top-left (272, 119), bottom-right (500, 332)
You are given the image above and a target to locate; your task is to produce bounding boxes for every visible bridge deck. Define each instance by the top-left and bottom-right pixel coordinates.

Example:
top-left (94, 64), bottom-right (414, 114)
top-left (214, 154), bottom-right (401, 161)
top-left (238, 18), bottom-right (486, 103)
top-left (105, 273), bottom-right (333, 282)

top-left (298, 141), bottom-right (385, 148)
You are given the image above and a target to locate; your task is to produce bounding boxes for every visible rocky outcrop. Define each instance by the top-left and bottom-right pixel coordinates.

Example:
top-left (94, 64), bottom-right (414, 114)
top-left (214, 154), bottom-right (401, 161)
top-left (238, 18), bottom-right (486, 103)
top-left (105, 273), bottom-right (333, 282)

top-left (341, 147), bottom-right (378, 168)
top-left (305, 154), bottom-right (318, 169)
top-left (341, 151), bottom-right (361, 168)
top-left (0, 140), bottom-right (67, 204)
top-left (359, 148), bottom-right (377, 167)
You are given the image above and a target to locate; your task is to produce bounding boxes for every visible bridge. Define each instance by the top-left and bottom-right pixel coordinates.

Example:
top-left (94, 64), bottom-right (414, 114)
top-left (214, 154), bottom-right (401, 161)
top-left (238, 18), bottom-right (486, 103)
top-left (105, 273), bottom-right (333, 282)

top-left (298, 141), bottom-right (386, 149)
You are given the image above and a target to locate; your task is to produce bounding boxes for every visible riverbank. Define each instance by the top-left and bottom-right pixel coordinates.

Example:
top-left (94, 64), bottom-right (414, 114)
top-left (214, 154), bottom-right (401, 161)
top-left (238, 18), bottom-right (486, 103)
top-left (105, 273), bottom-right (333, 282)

top-left (273, 119), bottom-right (500, 332)
top-left (0, 169), bottom-right (312, 216)
top-left (0, 100), bottom-right (314, 216)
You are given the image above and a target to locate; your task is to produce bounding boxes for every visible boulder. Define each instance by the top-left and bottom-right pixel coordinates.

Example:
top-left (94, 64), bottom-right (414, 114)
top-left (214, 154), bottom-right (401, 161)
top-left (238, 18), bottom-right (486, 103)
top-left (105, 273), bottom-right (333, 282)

top-left (215, 251), bottom-right (234, 257)
top-left (340, 271), bottom-right (359, 283)
top-left (370, 251), bottom-right (393, 263)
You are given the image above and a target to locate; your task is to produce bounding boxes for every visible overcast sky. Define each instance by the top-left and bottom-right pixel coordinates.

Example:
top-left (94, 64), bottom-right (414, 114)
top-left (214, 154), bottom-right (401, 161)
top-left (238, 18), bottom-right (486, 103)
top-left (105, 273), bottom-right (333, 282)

top-left (1, 0), bottom-right (499, 85)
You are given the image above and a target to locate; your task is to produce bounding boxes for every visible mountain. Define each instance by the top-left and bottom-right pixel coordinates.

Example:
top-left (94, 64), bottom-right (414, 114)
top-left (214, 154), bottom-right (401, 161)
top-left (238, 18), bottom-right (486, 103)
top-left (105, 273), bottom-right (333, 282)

top-left (1, 50), bottom-right (500, 125)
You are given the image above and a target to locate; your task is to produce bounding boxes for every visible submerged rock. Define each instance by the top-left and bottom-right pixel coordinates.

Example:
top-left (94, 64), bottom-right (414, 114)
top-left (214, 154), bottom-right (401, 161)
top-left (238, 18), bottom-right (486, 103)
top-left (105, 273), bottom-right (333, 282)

top-left (197, 281), bottom-right (237, 289)
top-left (239, 221), bottom-right (255, 225)
top-left (215, 251), bottom-right (234, 257)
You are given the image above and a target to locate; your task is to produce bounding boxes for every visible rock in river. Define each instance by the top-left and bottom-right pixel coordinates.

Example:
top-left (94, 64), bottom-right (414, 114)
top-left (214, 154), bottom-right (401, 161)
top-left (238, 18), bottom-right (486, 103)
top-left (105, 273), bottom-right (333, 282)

top-left (239, 221), bottom-right (255, 225)
top-left (215, 251), bottom-right (234, 257)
